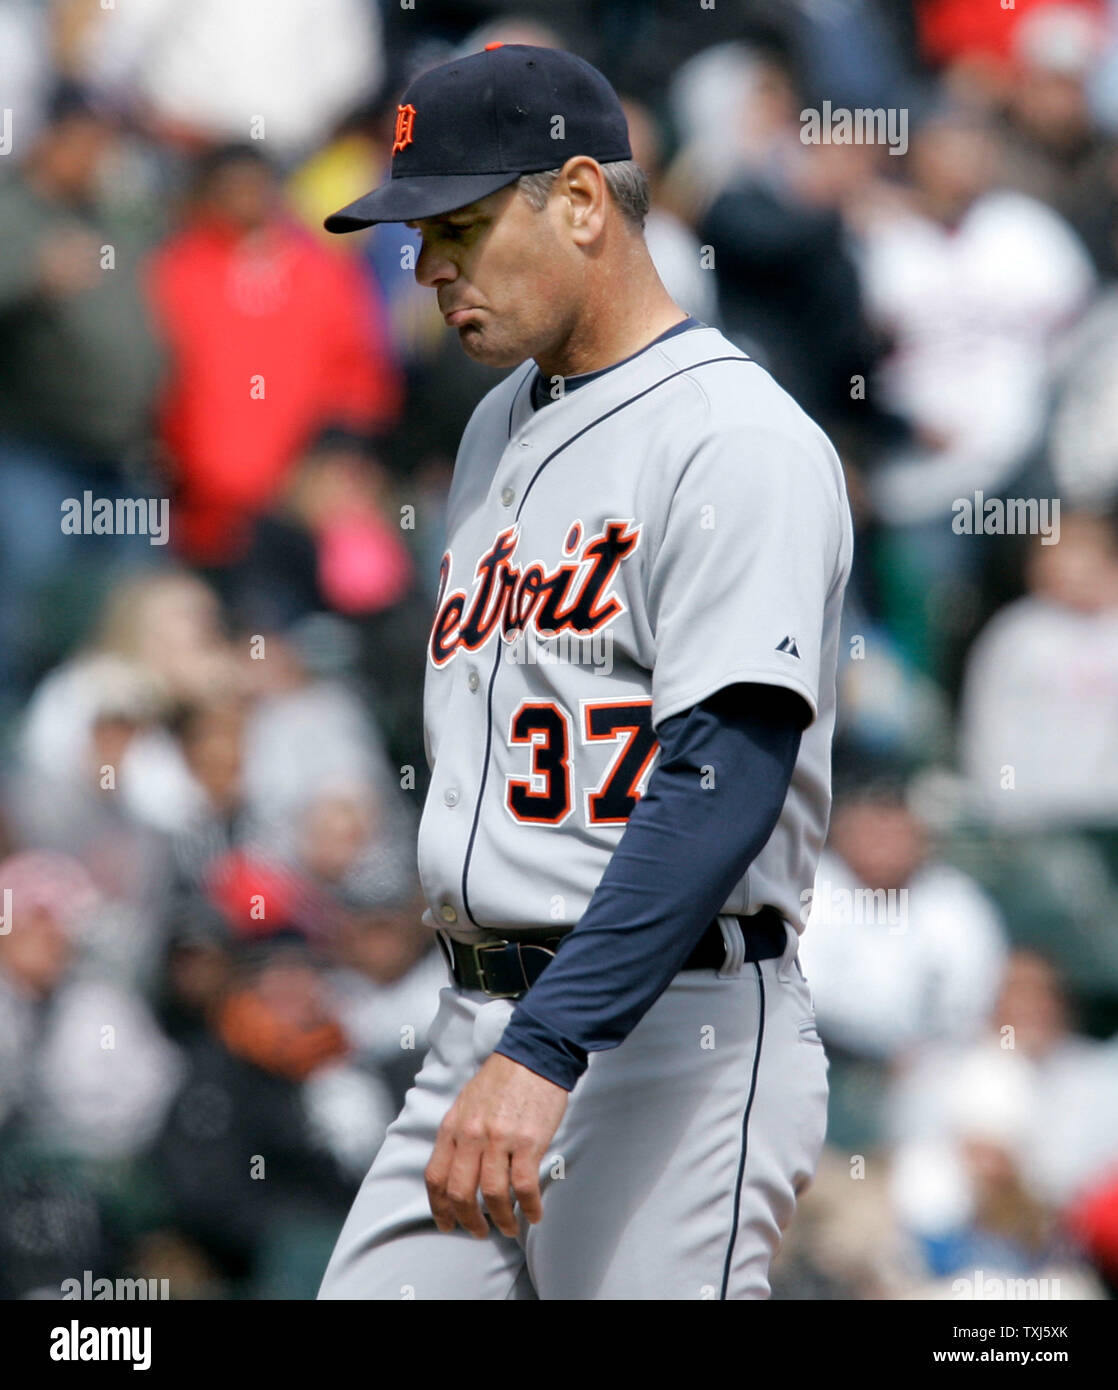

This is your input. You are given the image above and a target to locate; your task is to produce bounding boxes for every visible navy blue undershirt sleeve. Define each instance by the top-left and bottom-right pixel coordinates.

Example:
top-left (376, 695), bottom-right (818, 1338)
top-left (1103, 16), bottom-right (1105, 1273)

top-left (493, 682), bottom-right (808, 1090)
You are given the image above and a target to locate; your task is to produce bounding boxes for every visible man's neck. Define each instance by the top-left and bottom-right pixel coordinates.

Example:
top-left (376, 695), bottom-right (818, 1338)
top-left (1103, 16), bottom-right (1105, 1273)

top-left (534, 265), bottom-right (688, 380)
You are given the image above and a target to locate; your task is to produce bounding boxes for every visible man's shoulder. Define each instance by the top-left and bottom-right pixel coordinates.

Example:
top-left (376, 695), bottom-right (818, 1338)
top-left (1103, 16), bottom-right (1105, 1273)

top-left (652, 327), bottom-right (829, 438)
top-left (648, 327), bottom-right (844, 484)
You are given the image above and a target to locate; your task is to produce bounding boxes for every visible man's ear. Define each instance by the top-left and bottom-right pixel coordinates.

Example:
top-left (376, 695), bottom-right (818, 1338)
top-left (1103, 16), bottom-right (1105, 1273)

top-left (557, 157), bottom-right (609, 244)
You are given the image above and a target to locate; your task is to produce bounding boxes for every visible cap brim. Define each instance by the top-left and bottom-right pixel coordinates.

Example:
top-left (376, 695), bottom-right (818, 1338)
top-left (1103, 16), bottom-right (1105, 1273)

top-left (324, 171), bottom-right (522, 232)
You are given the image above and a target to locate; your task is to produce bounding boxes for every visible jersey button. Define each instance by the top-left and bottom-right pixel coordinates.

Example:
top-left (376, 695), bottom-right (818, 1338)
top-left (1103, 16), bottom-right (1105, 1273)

top-left (443, 788), bottom-right (459, 807)
top-left (439, 903), bottom-right (458, 924)
top-left (500, 487), bottom-right (515, 507)
top-left (466, 669), bottom-right (480, 692)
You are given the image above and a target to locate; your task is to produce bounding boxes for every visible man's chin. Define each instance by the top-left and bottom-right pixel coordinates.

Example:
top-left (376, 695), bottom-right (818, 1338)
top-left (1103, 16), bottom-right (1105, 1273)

top-left (456, 325), bottom-right (526, 369)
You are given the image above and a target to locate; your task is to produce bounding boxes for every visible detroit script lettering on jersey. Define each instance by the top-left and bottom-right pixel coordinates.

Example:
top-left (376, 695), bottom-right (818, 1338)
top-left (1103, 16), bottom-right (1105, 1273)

top-left (430, 518), bottom-right (641, 666)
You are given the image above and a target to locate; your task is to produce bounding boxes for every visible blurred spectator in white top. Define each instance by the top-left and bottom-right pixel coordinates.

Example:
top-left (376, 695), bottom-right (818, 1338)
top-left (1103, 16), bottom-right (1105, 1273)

top-left (1049, 272), bottom-right (1118, 508)
top-left (960, 510), bottom-right (1118, 826)
top-left (10, 570), bottom-right (252, 986)
top-left (0, 851), bottom-right (182, 1158)
top-left (326, 899), bottom-right (447, 1109)
top-left (4, 651), bottom-right (174, 989)
top-left (67, 0), bottom-right (384, 163)
top-left (240, 623), bottom-right (417, 911)
top-left (853, 103), bottom-right (1096, 530)
top-left (798, 762), bottom-right (1007, 1062)
top-left (887, 949), bottom-right (1118, 1280)
top-left (17, 570), bottom-right (243, 841)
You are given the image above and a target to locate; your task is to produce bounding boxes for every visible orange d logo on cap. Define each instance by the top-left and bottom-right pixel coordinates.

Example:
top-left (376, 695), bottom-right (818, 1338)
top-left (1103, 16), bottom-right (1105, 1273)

top-left (392, 103), bottom-right (417, 155)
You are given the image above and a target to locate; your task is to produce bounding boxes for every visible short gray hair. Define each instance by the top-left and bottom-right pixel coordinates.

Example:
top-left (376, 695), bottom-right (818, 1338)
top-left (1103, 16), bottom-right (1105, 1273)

top-left (516, 159), bottom-right (650, 230)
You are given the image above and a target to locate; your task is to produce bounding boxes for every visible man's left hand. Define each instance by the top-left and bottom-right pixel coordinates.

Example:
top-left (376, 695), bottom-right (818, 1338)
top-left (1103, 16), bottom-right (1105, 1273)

top-left (425, 1052), bottom-right (569, 1238)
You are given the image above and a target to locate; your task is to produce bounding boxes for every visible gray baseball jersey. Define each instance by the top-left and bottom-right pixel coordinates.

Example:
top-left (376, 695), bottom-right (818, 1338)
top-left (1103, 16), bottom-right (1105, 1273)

top-left (319, 322), bottom-right (852, 1300)
top-left (418, 322), bottom-right (852, 940)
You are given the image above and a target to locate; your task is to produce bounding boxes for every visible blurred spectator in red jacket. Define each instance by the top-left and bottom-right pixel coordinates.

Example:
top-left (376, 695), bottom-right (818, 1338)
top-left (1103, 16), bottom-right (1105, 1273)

top-left (1069, 1158), bottom-right (1118, 1293)
top-left (916, 0), bottom-right (1106, 77)
top-left (147, 143), bottom-right (402, 566)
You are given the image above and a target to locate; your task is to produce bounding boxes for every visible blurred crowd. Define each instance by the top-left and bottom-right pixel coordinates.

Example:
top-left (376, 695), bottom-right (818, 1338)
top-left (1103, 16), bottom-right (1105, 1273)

top-left (2, 0), bottom-right (1118, 1300)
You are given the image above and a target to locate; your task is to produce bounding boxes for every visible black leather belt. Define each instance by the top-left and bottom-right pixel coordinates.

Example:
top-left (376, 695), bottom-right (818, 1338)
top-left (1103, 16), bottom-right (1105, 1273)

top-left (440, 905), bottom-right (788, 1000)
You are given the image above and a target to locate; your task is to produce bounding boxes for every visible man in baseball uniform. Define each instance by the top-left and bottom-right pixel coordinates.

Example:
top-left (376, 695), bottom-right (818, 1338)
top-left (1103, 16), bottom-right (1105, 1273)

top-left (318, 43), bottom-right (852, 1300)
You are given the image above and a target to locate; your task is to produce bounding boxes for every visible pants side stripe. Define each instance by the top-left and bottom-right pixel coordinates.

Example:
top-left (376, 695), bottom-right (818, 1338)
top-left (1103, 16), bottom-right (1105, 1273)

top-left (719, 961), bottom-right (766, 1300)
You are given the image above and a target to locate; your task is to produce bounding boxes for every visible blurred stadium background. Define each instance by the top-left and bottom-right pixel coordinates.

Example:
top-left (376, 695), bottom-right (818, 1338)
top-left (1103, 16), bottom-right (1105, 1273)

top-left (1, 0), bottom-right (1118, 1300)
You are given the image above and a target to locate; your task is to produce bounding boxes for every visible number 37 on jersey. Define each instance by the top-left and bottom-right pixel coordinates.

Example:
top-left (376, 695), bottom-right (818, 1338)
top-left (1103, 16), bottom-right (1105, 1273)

top-left (428, 515), bottom-right (656, 831)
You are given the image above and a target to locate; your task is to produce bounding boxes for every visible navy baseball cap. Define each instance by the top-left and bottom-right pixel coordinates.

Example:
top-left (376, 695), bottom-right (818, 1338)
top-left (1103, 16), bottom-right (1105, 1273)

top-left (324, 43), bottom-right (632, 232)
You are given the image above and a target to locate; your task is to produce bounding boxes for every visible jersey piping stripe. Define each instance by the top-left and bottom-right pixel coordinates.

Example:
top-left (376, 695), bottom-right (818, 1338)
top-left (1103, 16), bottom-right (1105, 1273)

top-left (720, 961), bottom-right (765, 1300)
top-left (506, 362), bottom-right (534, 437)
top-left (460, 352), bottom-right (755, 928)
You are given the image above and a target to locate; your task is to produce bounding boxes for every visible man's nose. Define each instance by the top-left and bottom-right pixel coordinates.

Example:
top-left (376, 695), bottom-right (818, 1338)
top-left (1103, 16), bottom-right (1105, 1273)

top-left (415, 240), bottom-right (458, 289)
